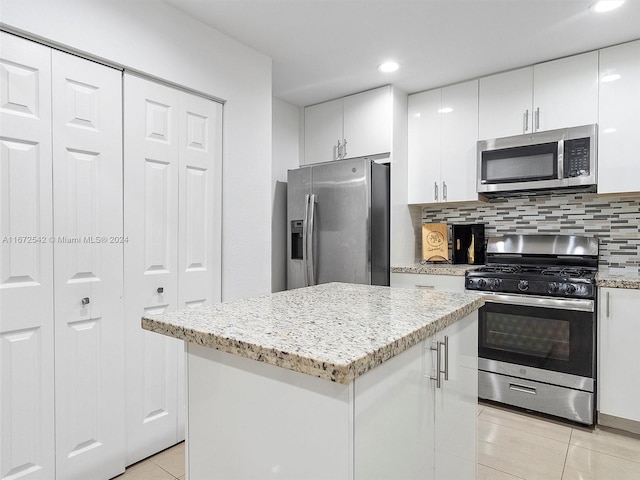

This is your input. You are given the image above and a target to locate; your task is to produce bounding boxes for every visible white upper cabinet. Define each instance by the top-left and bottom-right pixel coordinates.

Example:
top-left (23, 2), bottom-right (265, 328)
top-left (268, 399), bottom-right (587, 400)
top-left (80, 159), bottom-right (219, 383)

top-left (408, 80), bottom-right (479, 204)
top-left (479, 67), bottom-right (533, 140)
top-left (304, 86), bottom-right (391, 164)
top-left (598, 40), bottom-right (640, 195)
top-left (479, 51), bottom-right (599, 139)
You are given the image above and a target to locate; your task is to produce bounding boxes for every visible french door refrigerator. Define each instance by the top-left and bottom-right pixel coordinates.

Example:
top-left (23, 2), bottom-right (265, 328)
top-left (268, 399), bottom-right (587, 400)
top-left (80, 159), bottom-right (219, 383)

top-left (287, 157), bottom-right (390, 289)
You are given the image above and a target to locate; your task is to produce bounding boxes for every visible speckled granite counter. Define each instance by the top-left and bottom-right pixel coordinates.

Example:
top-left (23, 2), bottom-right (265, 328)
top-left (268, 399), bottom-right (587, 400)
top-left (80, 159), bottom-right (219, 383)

top-left (596, 268), bottom-right (640, 289)
top-left (391, 264), bottom-right (481, 276)
top-left (142, 282), bottom-right (484, 384)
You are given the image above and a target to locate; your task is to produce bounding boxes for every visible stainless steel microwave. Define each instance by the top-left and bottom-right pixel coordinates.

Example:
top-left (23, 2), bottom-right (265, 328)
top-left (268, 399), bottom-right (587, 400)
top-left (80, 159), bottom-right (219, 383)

top-left (477, 124), bottom-right (597, 196)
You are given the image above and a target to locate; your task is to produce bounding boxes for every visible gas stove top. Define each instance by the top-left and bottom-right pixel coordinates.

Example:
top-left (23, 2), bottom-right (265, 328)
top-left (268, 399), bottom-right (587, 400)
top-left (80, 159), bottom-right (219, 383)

top-left (465, 234), bottom-right (599, 299)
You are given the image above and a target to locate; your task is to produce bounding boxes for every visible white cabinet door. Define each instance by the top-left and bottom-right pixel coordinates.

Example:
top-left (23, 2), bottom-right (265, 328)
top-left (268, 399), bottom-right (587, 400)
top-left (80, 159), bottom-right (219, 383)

top-left (343, 86), bottom-right (392, 159)
top-left (440, 80), bottom-right (479, 203)
top-left (52, 50), bottom-right (125, 480)
top-left (408, 80), bottom-right (479, 204)
top-left (408, 89), bottom-right (440, 204)
top-left (0, 32), bottom-right (55, 480)
top-left (433, 313), bottom-right (478, 479)
top-left (533, 51), bottom-right (599, 132)
top-left (123, 74), bottom-right (182, 465)
top-left (354, 339), bottom-right (434, 480)
top-left (390, 273), bottom-right (465, 293)
top-left (304, 86), bottom-right (392, 165)
top-left (479, 51), bottom-right (598, 139)
top-left (598, 40), bottom-right (640, 195)
top-left (598, 288), bottom-right (640, 424)
top-left (304, 97), bottom-right (342, 164)
top-left (479, 67), bottom-right (533, 139)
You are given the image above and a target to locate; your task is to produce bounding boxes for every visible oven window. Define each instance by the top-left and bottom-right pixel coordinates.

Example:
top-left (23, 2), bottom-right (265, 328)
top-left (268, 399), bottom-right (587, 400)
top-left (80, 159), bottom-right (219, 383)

top-left (485, 313), bottom-right (570, 361)
top-left (481, 142), bottom-right (558, 184)
top-left (478, 302), bottom-right (595, 378)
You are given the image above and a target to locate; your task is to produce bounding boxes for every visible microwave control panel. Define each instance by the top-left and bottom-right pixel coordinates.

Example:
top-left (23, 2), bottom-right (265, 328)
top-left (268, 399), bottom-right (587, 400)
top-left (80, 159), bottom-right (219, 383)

top-left (564, 137), bottom-right (590, 177)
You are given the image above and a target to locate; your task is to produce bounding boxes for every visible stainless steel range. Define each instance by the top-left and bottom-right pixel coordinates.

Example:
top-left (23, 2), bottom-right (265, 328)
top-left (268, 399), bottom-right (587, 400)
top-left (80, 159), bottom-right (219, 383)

top-left (465, 234), bottom-right (598, 425)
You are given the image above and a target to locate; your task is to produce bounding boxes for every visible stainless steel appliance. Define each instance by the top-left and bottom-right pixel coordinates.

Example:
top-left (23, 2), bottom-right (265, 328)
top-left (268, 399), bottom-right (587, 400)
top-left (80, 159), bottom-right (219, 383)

top-left (287, 158), bottom-right (389, 289)
top-left (465, 234), bottom-right (598, 425)
top-left (477, 124), bottom-right (597, 196)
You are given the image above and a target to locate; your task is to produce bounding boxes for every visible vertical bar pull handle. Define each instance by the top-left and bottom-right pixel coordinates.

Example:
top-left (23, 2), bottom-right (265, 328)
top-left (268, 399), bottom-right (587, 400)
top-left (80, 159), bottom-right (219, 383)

top-left (343, 138), bottom-right (347, 159)
top-left (442, 181), bottom-right (447, 202)
top-left (524, 109), bottom-right (529, 133)
top-left (307, 194), bottom-right (317, 286)
top-left (535, 107), bottom-right (540, 131)
top-left (443, 335), bottom-right (449, 381)
top-left (430, 341), bottom-right (442, 389)
top-left (606, 291), bottom-right (610, 318)
top-left (434, 182), bottom-right (439, 202)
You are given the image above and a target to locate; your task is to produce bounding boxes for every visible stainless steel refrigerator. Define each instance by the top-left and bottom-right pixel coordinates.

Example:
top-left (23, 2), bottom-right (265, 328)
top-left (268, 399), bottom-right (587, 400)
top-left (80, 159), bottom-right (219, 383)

top-left (287, 157), bottom-right (390, 289)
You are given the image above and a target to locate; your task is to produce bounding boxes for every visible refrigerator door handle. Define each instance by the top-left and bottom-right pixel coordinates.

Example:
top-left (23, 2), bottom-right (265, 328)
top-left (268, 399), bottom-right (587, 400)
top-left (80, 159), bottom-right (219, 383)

top-left (302, 194), bottom-right (310, 287)
top-left (307, 194), bottom-right (317, 286)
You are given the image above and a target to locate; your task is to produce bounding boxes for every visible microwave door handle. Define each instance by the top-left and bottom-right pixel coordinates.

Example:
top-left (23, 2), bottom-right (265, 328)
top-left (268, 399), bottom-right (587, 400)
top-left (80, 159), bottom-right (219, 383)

top-left (557, 139), bottom-right (564, 180)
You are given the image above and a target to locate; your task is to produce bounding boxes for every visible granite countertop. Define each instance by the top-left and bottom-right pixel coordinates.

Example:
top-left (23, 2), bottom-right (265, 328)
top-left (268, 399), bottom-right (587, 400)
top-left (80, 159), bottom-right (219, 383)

top-left (142, 282), bottom-right (484, 384)
top-left (391, 264), bottom-right (480, 276)
top-left (596, 268), bottom-right (640, 290)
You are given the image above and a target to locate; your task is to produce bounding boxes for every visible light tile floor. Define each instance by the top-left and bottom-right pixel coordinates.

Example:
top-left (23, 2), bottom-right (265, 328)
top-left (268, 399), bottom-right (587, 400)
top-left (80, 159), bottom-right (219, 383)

top-left (478, 402), bottom-right (640, 480)
top-left (115, 403), bottom-right (640, 479)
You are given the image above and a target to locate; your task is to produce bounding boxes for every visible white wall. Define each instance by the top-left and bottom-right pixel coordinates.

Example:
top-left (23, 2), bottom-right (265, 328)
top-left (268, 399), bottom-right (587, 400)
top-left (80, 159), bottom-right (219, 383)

top-left (1, 0), bottom-right (272, 301)
top-left (271, 98), bottom-right (302, 292)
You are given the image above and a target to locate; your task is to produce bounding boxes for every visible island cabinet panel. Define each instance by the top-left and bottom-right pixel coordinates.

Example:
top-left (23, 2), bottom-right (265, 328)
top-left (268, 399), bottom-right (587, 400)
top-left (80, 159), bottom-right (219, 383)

top-left (598, 288), bottom-right (640, 434)
top-left (185, 312), bottom-right (478, 479)
top-left (354, 312), bottom-right (477, 480)
top-left (187, 344), bottom-right (354, 480)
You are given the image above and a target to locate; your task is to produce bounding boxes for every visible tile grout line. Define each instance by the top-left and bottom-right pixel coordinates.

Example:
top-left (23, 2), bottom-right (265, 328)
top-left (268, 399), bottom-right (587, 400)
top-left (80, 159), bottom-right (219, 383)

top-left (560, 428), bottom-right (574, 479)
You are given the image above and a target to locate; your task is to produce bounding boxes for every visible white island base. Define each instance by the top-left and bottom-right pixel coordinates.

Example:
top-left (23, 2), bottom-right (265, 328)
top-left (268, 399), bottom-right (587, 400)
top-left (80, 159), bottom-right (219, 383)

top-left (185, 312), bottom-right (478, 480)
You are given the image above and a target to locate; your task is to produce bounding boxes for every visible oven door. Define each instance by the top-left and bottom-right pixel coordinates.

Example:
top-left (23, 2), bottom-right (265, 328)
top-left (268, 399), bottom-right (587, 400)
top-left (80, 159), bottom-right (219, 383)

top-left (478, 294), bottom-right (595, 378)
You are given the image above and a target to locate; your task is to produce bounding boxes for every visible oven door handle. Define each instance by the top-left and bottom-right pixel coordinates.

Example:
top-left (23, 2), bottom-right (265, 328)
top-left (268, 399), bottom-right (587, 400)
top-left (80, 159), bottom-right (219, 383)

top-left (473, 292), bottom-right (594, 313)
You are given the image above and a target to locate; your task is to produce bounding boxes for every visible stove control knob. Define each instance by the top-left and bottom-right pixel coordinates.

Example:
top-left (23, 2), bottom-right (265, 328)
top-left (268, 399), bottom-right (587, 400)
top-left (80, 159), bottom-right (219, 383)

top-left (489, 278), bottom-right (501, 290)
top-left (478, 279), bottom-right (487, 288)
top-left (566, 284), bottom-right (577, 295)
top-left (518, 280), bottom-right (529, 292)
top-left (548, 282), bottom-right (559, 294)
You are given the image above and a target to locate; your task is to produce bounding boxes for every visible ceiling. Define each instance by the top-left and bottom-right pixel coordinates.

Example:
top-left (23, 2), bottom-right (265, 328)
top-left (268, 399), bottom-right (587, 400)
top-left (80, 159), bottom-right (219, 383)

top-left (163, 0), bottom-right (640, 107)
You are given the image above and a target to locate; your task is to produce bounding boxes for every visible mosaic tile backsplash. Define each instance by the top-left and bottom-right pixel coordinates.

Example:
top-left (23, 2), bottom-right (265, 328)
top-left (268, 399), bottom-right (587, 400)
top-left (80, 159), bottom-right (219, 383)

top-left (422, 192), bottom-right (640, 270)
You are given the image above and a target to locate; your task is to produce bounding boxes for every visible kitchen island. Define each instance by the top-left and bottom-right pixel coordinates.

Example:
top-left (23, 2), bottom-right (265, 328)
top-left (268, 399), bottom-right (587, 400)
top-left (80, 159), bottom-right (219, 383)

top-left (142, 282), bottom-right (484, 479)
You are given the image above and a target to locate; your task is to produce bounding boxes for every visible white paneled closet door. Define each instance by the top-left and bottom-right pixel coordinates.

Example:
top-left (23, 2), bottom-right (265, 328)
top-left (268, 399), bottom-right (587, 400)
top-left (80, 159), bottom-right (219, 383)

top-left (123, 74), bottom-right (222, 465)
top-left (176, 91), bottom-right (223, 433)
top-left (0, 32), bottom-right (55, 480)
top-left (51, 50), bottom-right (125, 479)
top-left (124, 74), bottom-right (181, 465)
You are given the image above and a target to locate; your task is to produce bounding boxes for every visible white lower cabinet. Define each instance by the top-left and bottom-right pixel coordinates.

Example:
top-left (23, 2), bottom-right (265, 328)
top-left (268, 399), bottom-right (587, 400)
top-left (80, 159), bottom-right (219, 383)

top-left (598, 288), bottom-right (640, 433)
top-left (354, 311), bottom-right (478, 480)
top-left (391, 272), bottom-right (466, 292)
top-left (123, 73), bottom-right (222, 465)
top-left (1, 32), bottom-right (125, 480)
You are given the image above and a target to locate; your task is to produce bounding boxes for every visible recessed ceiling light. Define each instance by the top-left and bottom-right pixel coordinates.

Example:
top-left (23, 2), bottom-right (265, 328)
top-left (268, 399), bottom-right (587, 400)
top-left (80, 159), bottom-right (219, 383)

top-left (438, 107), bottom-right (454, 114)
top-left (601, 73), bottom-right (621, 82)
top-left (590, 0), bottom-right (624, 13)
top-left (378, 61), bottom-right (399, 73)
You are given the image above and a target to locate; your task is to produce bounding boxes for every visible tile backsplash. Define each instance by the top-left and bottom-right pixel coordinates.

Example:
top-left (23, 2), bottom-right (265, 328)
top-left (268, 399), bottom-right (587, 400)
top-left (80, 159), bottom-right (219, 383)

top-left (422, 192), bottom-right (640, 270)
